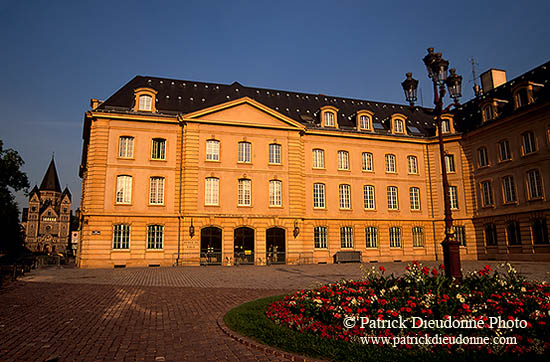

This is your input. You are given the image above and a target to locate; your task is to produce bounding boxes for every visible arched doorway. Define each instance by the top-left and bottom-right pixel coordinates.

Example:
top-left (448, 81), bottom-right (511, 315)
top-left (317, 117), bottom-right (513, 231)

top-left (266, 227), bottom-right (286, 264)
top-left (234, 227), bottom-right (254, 265)
top-left (200, 227), bottom-right (222, 265)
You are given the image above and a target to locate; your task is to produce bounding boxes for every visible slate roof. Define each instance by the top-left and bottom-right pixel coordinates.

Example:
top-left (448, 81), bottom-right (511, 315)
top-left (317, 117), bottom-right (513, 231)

top-left (97, 77), bottom-right (438, 137)
top-left (40, 159), bottom-right (62, 193)
top-left (61, 187), bottom-right (72, 201)
top-left (454, 60), bottom-right (550, 132)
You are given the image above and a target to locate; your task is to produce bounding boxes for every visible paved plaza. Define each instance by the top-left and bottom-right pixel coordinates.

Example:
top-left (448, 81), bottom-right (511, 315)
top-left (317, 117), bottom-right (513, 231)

top-left (1, 261), bottom-right (550, 361)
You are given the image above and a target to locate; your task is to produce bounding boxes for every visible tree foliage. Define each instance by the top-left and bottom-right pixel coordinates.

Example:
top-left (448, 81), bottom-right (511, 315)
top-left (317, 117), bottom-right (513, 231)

top-left (0, 139), bottom-right (30, 254)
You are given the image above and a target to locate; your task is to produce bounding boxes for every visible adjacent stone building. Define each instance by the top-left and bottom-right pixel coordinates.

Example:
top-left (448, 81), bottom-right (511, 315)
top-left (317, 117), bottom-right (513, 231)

top-left (23, 158), bottom-right (72, 254)
top-left (77, 60), bottom-right (549, 268)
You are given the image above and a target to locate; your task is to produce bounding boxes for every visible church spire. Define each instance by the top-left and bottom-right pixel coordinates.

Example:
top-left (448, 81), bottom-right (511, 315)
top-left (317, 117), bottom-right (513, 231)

top-left (40, 158), bottom-right (62, 192)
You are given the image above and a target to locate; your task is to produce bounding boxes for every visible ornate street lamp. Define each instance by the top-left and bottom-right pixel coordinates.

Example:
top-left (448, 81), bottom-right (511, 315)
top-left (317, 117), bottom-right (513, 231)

top-left (402, 48), bottom-right (463, 279)
top-left (401, 72), bottom-right (419, 107)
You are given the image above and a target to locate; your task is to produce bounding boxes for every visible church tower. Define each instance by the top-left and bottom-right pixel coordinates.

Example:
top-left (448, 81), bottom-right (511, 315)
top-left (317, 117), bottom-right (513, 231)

top-left (23, 158), bottom-right (71, 254)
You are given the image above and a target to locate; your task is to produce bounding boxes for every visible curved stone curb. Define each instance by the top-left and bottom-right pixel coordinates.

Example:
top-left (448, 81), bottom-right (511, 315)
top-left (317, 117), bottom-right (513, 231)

top-left (217, 314), bottom-right (324, 362)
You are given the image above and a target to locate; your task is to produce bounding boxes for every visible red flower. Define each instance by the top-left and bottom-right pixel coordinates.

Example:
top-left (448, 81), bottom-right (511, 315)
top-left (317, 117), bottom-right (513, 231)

top-left (379, 266), bottom-right (386, 272)
top-left (439, 264), bottom-right (445, 270)
top-left (431, 268), bottom-right (438, 277)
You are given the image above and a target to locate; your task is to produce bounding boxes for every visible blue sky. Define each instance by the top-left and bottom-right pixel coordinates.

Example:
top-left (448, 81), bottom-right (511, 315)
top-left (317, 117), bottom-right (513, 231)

top-left (1, 0), bottom-right (549, 211)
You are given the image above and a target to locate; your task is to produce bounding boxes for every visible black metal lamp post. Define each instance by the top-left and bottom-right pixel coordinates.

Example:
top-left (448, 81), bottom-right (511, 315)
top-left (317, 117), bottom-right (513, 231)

top-left (401, 48), bottom-right (463, 279)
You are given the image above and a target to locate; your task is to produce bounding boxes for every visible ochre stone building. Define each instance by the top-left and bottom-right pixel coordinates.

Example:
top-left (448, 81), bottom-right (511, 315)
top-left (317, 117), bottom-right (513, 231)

top-left (77, 61), bottom-right (549, 268)
top-left (23, 159), bottom-right (72, 253)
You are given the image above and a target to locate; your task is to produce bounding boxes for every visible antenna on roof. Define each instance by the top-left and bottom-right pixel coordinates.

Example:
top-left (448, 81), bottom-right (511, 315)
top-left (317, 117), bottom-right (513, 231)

top-left (471, 57), bottom-right (482, 97)
top-left (51, 152), bottom-right (55, 160)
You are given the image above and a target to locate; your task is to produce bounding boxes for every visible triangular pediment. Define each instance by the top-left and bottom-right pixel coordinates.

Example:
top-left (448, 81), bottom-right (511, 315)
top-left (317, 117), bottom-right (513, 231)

top-left (41, 205), bottom-right (58, 217)
top-left (182, 97), bottom-right (305, 130)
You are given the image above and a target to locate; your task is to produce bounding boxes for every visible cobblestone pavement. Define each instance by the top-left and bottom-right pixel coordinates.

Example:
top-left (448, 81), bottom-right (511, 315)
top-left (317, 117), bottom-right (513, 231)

top-left (1, 261), bottom-right (549, 362)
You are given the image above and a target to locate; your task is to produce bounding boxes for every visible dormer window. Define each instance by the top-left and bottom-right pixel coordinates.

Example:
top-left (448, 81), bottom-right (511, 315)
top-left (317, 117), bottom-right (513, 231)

top-left (320, 106), bottom-right (339, 128)
top-left (390, 114), bottom-right (407, 134)
top-left (482, 105), bottom-right (494, 122)
top-left (139, 95), bottom-right (152, 111)
top-left (515, 88), bottom-right (530, 108)
top-left (133, 87), bottom-right (157, 112)
top-left (356, 111), bottom-right (374, 131)
top-left (441, 119), bottom-right (450, 133)
top-left (394, 119), bottom-right (404, 133)
top-left (324, 112), bottom-right (335, 127)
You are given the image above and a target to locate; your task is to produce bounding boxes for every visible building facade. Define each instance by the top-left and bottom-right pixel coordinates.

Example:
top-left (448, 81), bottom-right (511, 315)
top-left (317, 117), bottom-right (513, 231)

top-left (455, 64), bottom-right (550, 260)
top-left (77, 61), bottom-right (549, 268)
top-left (23, 159), bottom-right (72, 254)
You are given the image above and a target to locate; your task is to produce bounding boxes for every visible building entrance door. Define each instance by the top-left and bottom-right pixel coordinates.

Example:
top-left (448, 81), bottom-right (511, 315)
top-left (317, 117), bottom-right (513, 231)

top-left (234, 227), bottom-right (254, 265)
top-left (266, 227), bottom-right (286, 264)
top-left (200, 227), bottom-right (222, 265)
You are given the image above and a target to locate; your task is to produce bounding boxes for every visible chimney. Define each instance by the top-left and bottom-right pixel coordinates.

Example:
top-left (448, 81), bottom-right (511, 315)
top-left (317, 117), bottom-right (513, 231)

top-left (480, 69), bottom-right (507, 93)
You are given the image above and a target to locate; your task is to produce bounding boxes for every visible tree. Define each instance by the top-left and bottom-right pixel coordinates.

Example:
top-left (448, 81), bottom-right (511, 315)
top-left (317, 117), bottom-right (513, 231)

top-left (0, 139), bottom-right (30, 255)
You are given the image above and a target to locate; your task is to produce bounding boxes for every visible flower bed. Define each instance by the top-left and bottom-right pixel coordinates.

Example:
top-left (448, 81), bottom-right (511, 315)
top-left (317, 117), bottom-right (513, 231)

top-left (266, 262), bottom-right (550, 356)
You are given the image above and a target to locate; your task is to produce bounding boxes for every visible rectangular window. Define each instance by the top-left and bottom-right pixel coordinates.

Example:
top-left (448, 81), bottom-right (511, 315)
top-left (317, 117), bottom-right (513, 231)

top-left (113, 224), bottom-right (130, 249)
top-left (444, 154), bottom-right (456, 173)
top-left (238, 179), bottom-right (251, 206)
top-left (149, 177), bottom-right (165, 205)
top-left (385, 154), bottom-right (396, 173)
top-left (269, 144), bottom-right (281, 164)
top-left (324, 112), bottom-right (335, 127)
top-left (516, 89), bottom-right (529, 108)
top-left (339, 184), bottom-right (351, 209)
top-left (269, 180), bottom-right (282, 206)
top-left (205, 177), bottom-right (219, 206)
top-left (312, 149), bottom-right (325, 169)
top-left (408, 156), bottom-right (418, 174)
top-left (362, 152), bottom-right (373, 171)
top-left (151, 138), bottom-right (166, 160)
top-left (360, 115), bottom-right (370, 129)
top-left (507, 222), bottom-right (521, 246)
top-left (394, 119), bottom-right (404, 133)
top-left (449, 186), bottom-right (459, 210)
top-left (365, 227), bottom-right (378, 248)
top-left (365, 226), bottom-right (378, 248)
top-left (119, 136), bottom-right (134, 158)
top-left (389, 227), bottom-right (402, 248)
top-left (387, 186), bottom-right (398, 210)
top-left (147, 225), bottom-right (164, 249)
top-left (412, 226), bottom-right (424, 247)
top-left (527, 170), bottom-right (543, 199)
top-left (314, 226), bottom-right (328, 248)
top-left (478, 147), bottom-right (488, 167)
top-left (238, 142), bottom-right (251, 163)
top-left (523, 132), bottom-right (536, 154)
top-left (363, 185), bottom-right (375, 210)
top-left (313, 183), bottom-right (326, 208)
top-left (454, 226), bottom-right (466, 246)
top-left (340, 227), bottom-right (353, 248)
top-left (499, 140), bottom-right (511, 161)
top-left (481, 181), bottom-right (493, 207)
top-left (441, 119), bottom-right (450, 133)
top-left (116, 175), bottom-right (132, 204)
top-left (409, 187), bottom-right (420, 210)
top-left (483, 105), bottom-right (494, 121)
top-left (206, 140), bottom-right (220, 161)
top-left (532, 218), bottom-right (549, 244)
top-left (503, 176), bottom-right (517, 203)
top-left (338, 151), bottom-right (349, 170)
top-left (485, 224), bottom-right (498, 246)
